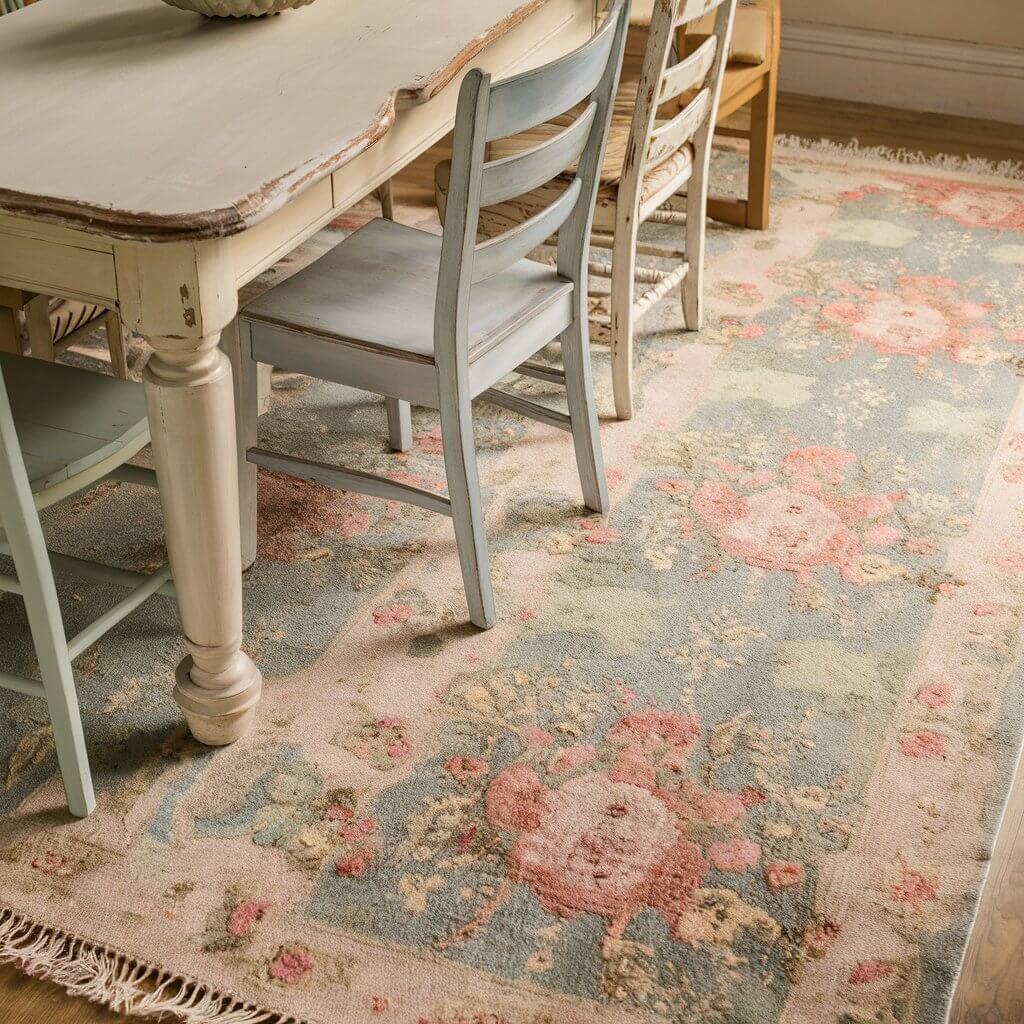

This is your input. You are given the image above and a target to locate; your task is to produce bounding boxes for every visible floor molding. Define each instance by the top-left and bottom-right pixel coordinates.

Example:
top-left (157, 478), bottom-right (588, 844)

top-left (779, 21), bottom-right (1024, 126)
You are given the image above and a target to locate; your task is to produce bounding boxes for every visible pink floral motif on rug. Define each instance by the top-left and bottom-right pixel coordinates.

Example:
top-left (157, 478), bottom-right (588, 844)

top-left (1, 143), bottom-right (1024, 1024)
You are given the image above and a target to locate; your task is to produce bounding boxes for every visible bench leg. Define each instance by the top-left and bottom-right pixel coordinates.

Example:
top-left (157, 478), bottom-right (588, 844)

top-left (0, 306), bottom-right (20, 355)
top-left (746, 71), bottom-right (778, 231)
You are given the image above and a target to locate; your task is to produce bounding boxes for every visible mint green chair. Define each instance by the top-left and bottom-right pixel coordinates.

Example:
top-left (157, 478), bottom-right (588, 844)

top-left (0, 353), bottom-right (172, 817)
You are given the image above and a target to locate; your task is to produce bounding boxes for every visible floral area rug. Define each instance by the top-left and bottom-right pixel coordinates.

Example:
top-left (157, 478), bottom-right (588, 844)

top-left (2, 142), bottom-right (1024, 1024)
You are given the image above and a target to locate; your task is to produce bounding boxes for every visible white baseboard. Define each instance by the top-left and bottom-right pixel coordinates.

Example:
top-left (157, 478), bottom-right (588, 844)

top-left (779, 22), bottom-right (1024, 126)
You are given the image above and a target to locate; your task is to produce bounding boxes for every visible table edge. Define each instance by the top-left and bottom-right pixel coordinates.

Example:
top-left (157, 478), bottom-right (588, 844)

top-left (0, 0), bottom-right (550, 245)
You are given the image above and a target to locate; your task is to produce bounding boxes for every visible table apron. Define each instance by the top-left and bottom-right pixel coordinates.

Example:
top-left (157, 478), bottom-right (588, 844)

top-left (0, 230), bottom-right (117, 306)
top-left (230, 0), bottom-right (593, 288)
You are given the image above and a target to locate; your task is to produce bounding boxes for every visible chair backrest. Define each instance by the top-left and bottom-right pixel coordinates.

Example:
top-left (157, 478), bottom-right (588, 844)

top-left (434, 0), bottom-right (631, 368)
top-left (619, 0), bottom-right (736, 218)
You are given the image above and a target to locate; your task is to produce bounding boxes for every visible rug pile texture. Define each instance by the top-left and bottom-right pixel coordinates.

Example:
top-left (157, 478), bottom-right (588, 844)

top-left (2, 143), bottom-right (1024, 1024)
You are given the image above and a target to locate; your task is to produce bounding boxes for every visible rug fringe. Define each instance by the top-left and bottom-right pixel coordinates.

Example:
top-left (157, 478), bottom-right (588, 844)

top-left (0, 906), bottom-right (303, 1024)
top-left (773, 134), bottom-right (1024, 182)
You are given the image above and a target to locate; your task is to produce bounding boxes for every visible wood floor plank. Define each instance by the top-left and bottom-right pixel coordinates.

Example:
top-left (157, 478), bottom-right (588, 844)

top-left (0, 963), bottom-right (129, 1023)
top-left (775, 93), bottom-right (1024, 164)
top-left (948, 742), bottom-right (1024, 1024)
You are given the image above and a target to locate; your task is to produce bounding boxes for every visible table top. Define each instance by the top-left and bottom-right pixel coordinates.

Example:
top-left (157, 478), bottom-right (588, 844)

top-left (0, 0), bottom-right (550, 241)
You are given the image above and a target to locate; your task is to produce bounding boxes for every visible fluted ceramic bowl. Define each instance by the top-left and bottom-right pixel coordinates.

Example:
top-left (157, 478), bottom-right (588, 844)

top-left (161, 0), bottom-right (316, 16)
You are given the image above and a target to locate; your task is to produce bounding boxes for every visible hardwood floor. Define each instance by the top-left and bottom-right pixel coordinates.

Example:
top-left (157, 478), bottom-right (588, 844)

top-left (948, 741), bottom-right (1024, 1024)
top-left (775, 93), bottom-right (1024, 165)
top-left (2, 95), bottom-right (1023, 1023)
top-left (0, 962), bottom-right (128, 1024)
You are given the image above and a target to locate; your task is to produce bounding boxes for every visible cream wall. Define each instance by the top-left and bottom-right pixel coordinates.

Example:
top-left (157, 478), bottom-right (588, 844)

top-left (784, 0), bottom-right (1024, 49)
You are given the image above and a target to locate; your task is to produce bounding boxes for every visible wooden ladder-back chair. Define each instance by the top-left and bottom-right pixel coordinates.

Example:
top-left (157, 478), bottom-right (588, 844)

top-left (0, 354), bottom-right (171, 816)
top-left (437, 0), bottom-right (737, 420)
top-left (0, 290), bottom-right (130, 379)
top-left (234, 0), bottom-right (630, 630)
top-left (601, 0), bottom-right (736, 418)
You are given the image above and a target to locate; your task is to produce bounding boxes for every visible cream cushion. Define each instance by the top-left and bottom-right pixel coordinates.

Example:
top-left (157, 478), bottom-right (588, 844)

top-left (627, 0), bottom-right (771, 65)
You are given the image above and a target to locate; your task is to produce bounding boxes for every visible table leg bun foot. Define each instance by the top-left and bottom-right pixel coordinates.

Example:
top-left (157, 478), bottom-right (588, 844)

top-left (173, 654), bottom-right (262, 746)
top-left (182, 706), bottom-right (258, 746)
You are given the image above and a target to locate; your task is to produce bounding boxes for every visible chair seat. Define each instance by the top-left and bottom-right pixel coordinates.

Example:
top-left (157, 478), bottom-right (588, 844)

top-left (0, 353), bottom-right (149, 498)
top-left (242, 218), bottom-right (574, 365)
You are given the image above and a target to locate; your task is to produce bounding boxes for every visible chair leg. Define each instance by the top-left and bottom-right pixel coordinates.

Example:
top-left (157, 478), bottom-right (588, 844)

top-left (0, 376), bottom-right (94, 817)
top-left (376, 180), bottom-right (415, 449)
top-left (682, 175), bottom-right (709, 332)
top-left (385, 396), bottom-right (412, 453)
top-left (0, 306), bottom-right (20, 355)
top-left (220, 318), bottom-right (259, 570)
top-left (377, 180), bottom-right (396, 222)
top-left (104, 312), bottom-right (130, 380)
top-left (745, 73), bottom-right (777, 231)
top-left (25, 294), bottom-right (54, 362)
top-left (438, 388), bottom-right (495, 630)
top-left (560, 320), bottom-right (608, 514)
top-left (609, 222), bottom-right (638, 421)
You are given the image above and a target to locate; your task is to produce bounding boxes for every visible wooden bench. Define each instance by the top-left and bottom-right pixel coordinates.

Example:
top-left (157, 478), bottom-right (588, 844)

top-left (683, 0), bottom-right (780, 229)
top-left (631, 0), bottom-right (781, 229)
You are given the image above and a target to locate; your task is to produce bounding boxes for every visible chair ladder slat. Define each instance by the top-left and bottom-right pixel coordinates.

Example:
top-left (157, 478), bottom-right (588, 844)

top-left (646, 87), bottom-right (710, 169)
top-left (660, 35), bottom-right (718, 104)
top-left (480, 101), bottom-right (597, 207)
top-left (472, 177), bottom-right (582, 284)
top-left (676, 0), bottom-right (730, 26)
top-left (485, 5), bottom-right (619, 141)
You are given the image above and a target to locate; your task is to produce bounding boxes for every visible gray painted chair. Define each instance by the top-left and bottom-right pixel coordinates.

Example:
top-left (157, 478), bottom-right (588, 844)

top-left (0, 354), bottom-right (171, 817)
top-left (435, 0), bottom-right (737, 420)
top-left (237, 0), bottom-right (630, 629)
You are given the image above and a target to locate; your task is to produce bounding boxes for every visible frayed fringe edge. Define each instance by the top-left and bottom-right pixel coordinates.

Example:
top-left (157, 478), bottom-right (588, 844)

top-left (773, 134), bottom-right (1024, 182)
top-left (0, 906), bottom-right (305, 1024)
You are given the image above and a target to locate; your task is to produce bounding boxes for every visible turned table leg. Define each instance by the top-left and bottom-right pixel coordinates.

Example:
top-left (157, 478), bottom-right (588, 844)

top-left (143, 335), bottom-right (263, 744)
top-left (117, 240), bottom-right (262, 745)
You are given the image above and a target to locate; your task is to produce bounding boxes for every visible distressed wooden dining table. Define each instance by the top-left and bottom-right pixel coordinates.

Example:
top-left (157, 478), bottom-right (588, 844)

top-left (0, 0), bottom-right (594, 745)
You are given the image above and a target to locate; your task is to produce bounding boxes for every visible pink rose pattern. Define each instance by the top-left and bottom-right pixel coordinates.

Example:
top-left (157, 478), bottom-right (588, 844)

top-left (297, 164), bottom-right (1023, 1021)
top-left (5, 152), bottom-right (1024, 1024)
top-left (819, 276), bottom-right (995, 363)
top-left (677, 445), bottom-right (907, 587)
